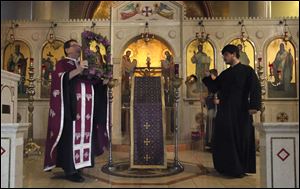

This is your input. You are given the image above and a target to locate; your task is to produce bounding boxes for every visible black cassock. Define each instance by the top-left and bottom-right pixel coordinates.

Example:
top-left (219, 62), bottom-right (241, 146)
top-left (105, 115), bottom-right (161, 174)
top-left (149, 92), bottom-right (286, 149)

top-left (202, 63), bottom-right (261, 176)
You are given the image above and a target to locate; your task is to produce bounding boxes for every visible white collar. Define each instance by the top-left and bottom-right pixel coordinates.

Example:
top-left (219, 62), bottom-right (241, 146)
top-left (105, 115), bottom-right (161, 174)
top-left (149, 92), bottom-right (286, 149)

top-left (66, 57), bottom-right (79, 63)
top-left (66, 57), bottom-right (80, 68)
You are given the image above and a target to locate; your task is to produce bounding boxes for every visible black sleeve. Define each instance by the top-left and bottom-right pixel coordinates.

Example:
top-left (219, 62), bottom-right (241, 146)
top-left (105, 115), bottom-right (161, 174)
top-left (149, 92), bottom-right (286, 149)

top-left (62, 72), bottom-right (77, 121)
top-left (248, 68), bottom-right (262, 111)
top-left (202, 75), bottom-right (221, 93)
top-left (93, 81), bottom-right (108, 126)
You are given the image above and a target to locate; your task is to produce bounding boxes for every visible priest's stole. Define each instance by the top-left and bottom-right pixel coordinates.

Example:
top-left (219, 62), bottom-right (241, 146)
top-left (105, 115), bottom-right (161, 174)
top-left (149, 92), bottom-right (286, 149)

top-left (130, 76), bottom-right (167, 169)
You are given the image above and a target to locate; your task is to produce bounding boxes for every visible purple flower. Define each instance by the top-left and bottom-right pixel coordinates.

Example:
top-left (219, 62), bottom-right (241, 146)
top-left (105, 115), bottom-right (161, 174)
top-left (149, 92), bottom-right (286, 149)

top-left (96, 72), bottom-right (102, 78)
top-left (84, 49), bottom-right (92, 56)
top-left (81, 31), bottom-right (112, 78)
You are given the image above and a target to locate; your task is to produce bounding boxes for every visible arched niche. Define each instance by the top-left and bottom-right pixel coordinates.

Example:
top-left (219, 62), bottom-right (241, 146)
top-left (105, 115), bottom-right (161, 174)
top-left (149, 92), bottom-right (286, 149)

top-left (40, 39), bottom-right (65, 98)
top-left (229, 38), bottom-right (256, 69)
top-left (186, 39), bottom-right (215, 94)
top-left (3, 40), bottom-right (31, 98)
top-left (186, 39), bottom-right (215, 78)
top-left (122, 37), bottom-right (174, 70)
top-left (120, 36), bottom-right (175, 138)
top-left (266, 38), bottom-right (297, 99)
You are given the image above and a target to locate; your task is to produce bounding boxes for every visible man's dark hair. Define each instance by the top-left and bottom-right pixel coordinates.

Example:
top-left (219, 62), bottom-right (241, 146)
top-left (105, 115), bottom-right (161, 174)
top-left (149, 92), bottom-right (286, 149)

top-left (209, 69), bottom-right (218, 77)
top-left (64, 39), bottom-right (78, 56)
top-left (221, 44), bottom-right (240, 59)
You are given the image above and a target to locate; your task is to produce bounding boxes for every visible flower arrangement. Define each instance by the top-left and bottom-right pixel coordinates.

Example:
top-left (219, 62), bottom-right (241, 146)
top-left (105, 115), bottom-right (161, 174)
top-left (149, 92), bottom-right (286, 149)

top-left (81, 31), bottom-right (112, 81)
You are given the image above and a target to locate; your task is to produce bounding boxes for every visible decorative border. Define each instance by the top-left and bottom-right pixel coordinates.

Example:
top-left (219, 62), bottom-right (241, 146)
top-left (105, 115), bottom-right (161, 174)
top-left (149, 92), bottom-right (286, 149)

top-left (270, 137), bottom-right (297, 188)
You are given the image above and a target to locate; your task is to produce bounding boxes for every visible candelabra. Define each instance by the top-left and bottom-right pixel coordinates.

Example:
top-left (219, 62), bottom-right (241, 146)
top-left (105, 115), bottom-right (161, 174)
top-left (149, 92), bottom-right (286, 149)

top-left (196, 20), bottom-right (209, 44)
top-left (172, 77), bottom-right (184, 171)
top-left (5, 21), bottom-right (19, 45)
top-left (238, 20), bottom-right (249, 46)
top-left (141, 22), bottom-right (155, 44)
top-left (279, 19), bottom-right (292, 45)
top-left (257, 57), bottom-right (266, 123)
top-left (104, 77), bottom-right (118, 171)
top-left (24, 58), bottom-right (42, 156)
top-left (46, 21), bottom-right (57, 44)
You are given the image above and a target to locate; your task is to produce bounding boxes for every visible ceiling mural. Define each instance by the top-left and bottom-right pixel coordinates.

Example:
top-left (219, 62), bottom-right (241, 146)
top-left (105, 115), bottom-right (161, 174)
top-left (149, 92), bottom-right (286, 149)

top-left (70, 1), bottom-right (213, 19)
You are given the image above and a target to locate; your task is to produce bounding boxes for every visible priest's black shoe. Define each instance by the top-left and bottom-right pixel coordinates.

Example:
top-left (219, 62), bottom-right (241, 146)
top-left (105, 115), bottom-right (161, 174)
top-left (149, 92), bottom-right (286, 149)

top-left (66, 173), bottom-right (85, 182)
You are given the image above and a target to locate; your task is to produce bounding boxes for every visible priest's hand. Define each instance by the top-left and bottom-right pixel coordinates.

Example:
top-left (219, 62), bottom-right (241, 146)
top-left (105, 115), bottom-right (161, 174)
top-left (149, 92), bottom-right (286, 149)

top-left (69, 60), bottom-right (89, 80)
top-left (248, 109), bottom-right (258, 115)
top-left (78, 60), bottom-right (88, 72)
top-left (214, 99), bottom-right (220, 104)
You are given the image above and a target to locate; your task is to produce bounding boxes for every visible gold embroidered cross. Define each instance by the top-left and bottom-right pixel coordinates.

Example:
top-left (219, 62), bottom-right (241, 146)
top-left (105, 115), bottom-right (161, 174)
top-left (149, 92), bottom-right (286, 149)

top-left (144, 122), bottom-right (151, 130)
top-left (144, 138), bottom-right (151, 146)
top-left (144, 154), bottom-right (151, 161)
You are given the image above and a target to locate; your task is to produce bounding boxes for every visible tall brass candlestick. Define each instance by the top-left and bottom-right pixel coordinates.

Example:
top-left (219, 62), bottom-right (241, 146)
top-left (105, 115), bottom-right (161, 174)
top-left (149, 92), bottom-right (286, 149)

top-left (257, 57), bottom-right (266, 122)
top-left (172, 77), bottom-right (184, 171)
top-left (24, 58), bottom-right (42, 156)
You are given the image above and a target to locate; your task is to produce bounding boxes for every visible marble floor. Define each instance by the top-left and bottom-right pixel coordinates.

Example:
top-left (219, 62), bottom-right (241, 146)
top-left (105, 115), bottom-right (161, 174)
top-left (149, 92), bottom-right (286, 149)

top-left (23, 149), bottom-right (261, 188)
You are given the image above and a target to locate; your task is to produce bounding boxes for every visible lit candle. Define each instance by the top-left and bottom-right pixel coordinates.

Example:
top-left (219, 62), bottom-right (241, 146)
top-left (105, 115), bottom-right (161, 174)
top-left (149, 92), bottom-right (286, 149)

top-left (10, 34), bottom-right (14, 40)
top-left (49, 72), bottom-right (52, 81)
top-left (42, 65), bottom-right (46, 76)
top-left (18, 65), bottom-right (21, 75)
top-left (30, 58), bottom-right (34, 66)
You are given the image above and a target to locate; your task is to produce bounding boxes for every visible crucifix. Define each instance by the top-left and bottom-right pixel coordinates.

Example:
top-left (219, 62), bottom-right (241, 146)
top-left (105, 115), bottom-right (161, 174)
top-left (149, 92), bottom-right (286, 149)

top-left (144, 122), bottom-right (151, 130)
top-left (144, 154), bottom-right (151, 161)
top-left (142, 6), bottom-right (153, 17)
top-left (144, 138), bottom-right (151, 146)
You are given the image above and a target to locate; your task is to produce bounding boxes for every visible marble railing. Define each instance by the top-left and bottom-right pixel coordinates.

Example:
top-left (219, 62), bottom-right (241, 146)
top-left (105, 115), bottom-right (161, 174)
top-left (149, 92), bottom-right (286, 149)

top-left (255, 122), bottom-right (299, 188)
top-left (1, 123), bottom-right (29, 188)
top-left (1, 70), bottom-right (20, 123)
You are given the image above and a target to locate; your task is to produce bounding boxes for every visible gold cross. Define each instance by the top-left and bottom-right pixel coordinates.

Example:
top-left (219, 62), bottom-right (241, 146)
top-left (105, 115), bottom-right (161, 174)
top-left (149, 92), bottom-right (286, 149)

top-left (144, 138), bottom-right (151, 146)
top-left (144, 154), bottom-right (151, 161)
top-left (144, 122), bottom-right (151, 130)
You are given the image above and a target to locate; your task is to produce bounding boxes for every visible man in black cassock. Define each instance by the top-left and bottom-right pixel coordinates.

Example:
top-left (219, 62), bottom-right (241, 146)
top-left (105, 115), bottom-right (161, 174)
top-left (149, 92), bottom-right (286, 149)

top-left (202, 44), bottom-right (261, 178)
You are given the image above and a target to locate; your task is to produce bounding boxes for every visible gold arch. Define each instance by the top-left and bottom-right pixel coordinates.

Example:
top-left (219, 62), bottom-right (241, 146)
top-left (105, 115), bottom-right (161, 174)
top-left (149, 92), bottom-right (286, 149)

top-left (229, 39), bottom-right (255, 69)
top-left (3, 40), bottom-right (31, 98)
top-left (124, 38), bottom-right (173, 69)
top-left (186, 39), bottom-right (215, 77)
top-left (267, 39), bottom-right (296, 84)
top-left (40, 40), bottom-right (65, 98)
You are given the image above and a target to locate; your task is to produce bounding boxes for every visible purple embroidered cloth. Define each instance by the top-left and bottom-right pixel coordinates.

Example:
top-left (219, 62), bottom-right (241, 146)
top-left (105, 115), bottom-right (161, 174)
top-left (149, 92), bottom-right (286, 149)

top-left (131, 77), bottom-right (166, 169)
top-left (44, 58), bottom-right (108, 171)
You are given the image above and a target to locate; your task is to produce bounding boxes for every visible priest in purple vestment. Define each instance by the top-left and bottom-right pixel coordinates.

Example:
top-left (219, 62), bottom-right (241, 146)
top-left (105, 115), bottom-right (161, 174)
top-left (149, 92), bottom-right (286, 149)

top-left (44, 39), bottom-right (108, 182)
